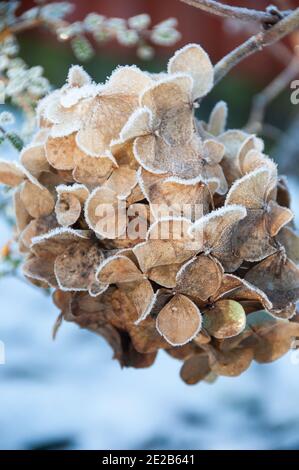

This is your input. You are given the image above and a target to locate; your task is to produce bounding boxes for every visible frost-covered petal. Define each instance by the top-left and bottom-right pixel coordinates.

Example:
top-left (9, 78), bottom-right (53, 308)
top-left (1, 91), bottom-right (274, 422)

top-left (20, 181), bottom-right (55, 218)
top-left (225, 167), bottom-right (276, 209)
top-left (134, 133), bottom-right (203, 179)
top-left (73, 152), bottom-right (113, 186)
top-left (20, 143), bottom-right (50, 177)
top-left (45, 134), bottom-right (76, 170)
top-left (176, 254), bottom-right (224, 301)
top-left (266, 200), bottom-right (293, 237)
top-left (0, 159), bottom-right (25, 187)
top-left (76, 94), bottom-right (137, 157)
top-left (156, 294), bottom-right (202, 346)
top-left (207, 101), bottom-right (228, 136)
top-left (190, 205), bottom-right (247, 252)
top-left (54, 242), bottom-right (104, 292)
top-left (120, 107), bottom-right (153, 142)
top-left (140, 74), bottom-right (194, 146)
top-left (168, 44), bottom-right (213, 100)
top-left (96, 255), bottom-right (144, 284)
top-left (138, 168), bottom-right (215, 220)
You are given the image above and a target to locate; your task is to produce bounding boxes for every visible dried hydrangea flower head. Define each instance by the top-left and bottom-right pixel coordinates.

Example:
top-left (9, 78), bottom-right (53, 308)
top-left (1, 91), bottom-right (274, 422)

top-left (1, 43), bottom-right (299, 384)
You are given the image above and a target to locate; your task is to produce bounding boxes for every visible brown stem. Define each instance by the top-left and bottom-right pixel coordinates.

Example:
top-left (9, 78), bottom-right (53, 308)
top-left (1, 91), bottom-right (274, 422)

top-left (180, 0), bottom-right (290, 25)
top-left (214, 8), bottom-right (299, 85)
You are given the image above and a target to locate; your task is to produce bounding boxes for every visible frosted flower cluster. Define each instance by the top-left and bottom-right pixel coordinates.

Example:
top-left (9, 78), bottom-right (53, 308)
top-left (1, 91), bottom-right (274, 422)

top-left (1, 44), bottom-right (299, 384)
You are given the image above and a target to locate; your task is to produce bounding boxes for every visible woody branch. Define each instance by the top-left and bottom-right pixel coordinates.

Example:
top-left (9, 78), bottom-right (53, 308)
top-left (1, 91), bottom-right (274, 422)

top-left (180, 1), bottom-right (299, 84)
top-left (180, 0), bottom-right (291, 25)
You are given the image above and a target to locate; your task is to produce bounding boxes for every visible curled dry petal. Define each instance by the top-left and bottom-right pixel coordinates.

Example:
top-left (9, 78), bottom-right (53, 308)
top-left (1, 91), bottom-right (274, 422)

top-left (266, 200), bottom-right (293, 237)
top-left (207, 101), bottom-right (228, 136)
top-left (55, 184), bottom-right (89, 227)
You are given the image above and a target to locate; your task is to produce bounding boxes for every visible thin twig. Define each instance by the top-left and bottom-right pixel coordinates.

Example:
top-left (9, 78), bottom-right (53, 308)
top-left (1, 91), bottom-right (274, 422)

top-left (245, 56), bottom-right (299, 133)
top-left (180, 0), bottom-right (290, 25)
top-left (214, 8), bottom-right (299, 85)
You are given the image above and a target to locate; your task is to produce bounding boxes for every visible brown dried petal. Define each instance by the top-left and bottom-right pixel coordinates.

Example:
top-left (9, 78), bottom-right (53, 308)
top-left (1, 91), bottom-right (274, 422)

top-left (96, 255), bottom-right (144, 284)
top-left (0, 160), bottom-right (25, 187)
top-left (246, 311), bottom-right (299, 363)
top-left (23, 253), bottom-right (57, 287)
top-left (55, 192), bottom-right (81, 227)
top-left (266, 200), bottom-right (293, 237)
top-left (207, 101), bottom-right (228, 136)
top-left (138, 168), bottom-right (214, 219)
top-left (45, 134), bottom-right (76, 170)
top-left (277, 226), bottom-right (299, 264)
top-left (85, 186), bottom-right (122, 237)
top-left (120, 107), bottom-right (152, 142)
top-left (156, 294), bottom-right (202, 346)
top-left (203, 300), bottom-right (246, 339)
top-left (176, 255), bottom-right (223, 301)
top-left (180, 353), bottom-right (210, 385)
top-left (20, 144), bottom-right (50, 177)
top-left (208, 346), bottom-right (253, 377)
top-left (20, 181), bottom-right (54, 218)
top-left (147, 263), bottom-right (182, 288)
top-left (134, 133), bottom-right (203, 179)
top-left (225, 167), bottom-right (276, 209)
top-left (133, 219), bottom-right (198, 272)
top-left (54, 242), bottom-right (104, 292)
top-left (190, 205), bottom-right (247, 253)
top-left (104, 65), bottom-right (152, 95)
top-left (168, 44), bottom-right (214, 100)
top-left (104, 167), bottom-right (137, 199)
top-left (232, 209), bottom-right (277, 262)
top-left (141, 75), bottom-right (193, 145)
top-left (245, 252), bottom-right (299, 315)
top-left (14, 187), bottom-right (32, 233)
top-left (20, 214), bottom-right (58, 250)
top-left (76, 94), bottom-right (137, 157)
top-left (129, 315), bottom-right (168, 354)
top-left (73, 153), bottom-right (113, 186)
top-left (121, 279), bottom-right (155, 324)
